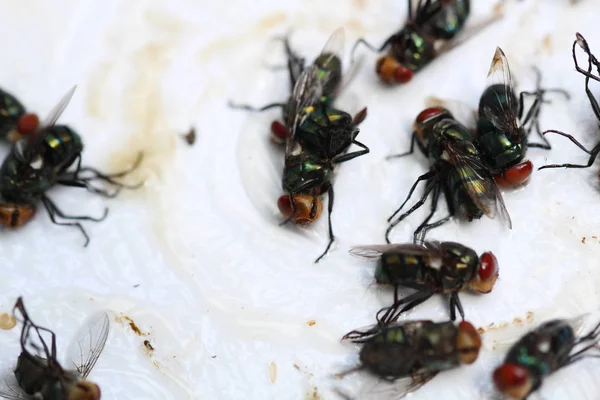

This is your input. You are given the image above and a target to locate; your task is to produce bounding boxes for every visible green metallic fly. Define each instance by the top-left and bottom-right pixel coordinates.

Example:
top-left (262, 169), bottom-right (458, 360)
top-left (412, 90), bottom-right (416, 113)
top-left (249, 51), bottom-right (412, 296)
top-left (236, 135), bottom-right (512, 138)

top-left (231, 28), bottom-right (369, 262)
top-left (0, 86), bottom-right (142, 244)
top-left (336, 319), bottom-right (482, 399)
top-left (385, 107), bottom-right (511, 244)
top-left (494, 318), bottom-right (600, 399)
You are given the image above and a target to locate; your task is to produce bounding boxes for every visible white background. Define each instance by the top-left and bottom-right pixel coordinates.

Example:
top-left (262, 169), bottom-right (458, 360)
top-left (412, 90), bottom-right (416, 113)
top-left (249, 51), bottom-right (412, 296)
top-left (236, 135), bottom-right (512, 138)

top-left (0, 0), bottom-right (598, 399)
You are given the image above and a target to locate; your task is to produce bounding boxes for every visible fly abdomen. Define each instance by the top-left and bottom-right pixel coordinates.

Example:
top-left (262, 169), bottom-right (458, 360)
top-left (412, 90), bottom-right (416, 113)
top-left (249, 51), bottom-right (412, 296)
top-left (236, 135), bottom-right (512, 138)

top-left (377, 252), bottom-right (430, 287)
top-left (42, 125), bottom-right (83, 171)
top-left (430, 0), bottom-right (470, 40)
top-left (14, 352), bottom-right (48, 395)
top-left (446, 167), bottom-right (485, 221)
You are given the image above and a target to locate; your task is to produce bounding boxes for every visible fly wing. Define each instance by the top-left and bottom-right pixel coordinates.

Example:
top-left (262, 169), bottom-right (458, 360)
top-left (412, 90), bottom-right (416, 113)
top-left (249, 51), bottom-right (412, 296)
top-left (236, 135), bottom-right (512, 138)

top-left (16, 85), bottom-right (77, 163)
top-left (444, 139), bottom-right (512, 228)
top-left (0, 374), bottom-right (31, 400)
top-left (284, 64), bottom-right (322, 155)
top-left (482, 47), bottom-right (523, 142)
top-left (66, 312), bottom-right (110, 379)
top-left (349, 242), bottom-right (442, 260)
top-left (284, 29), bottom-right (345, 155)
top-left (359, 372), bottom-right (438, 400)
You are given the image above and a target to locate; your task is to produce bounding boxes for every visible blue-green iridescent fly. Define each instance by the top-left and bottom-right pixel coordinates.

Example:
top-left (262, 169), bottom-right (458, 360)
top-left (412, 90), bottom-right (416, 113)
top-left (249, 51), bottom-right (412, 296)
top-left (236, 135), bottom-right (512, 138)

top-left (230, 28), bottom-right (370, 262)
top-left (493, 318), bottom-right (600, 399)
top-left (385, 108), bottom-right (511, 243)
top-left (351, 0), bottom-right (473, 85)
top-left (0, 86), bottom-right (142, 244)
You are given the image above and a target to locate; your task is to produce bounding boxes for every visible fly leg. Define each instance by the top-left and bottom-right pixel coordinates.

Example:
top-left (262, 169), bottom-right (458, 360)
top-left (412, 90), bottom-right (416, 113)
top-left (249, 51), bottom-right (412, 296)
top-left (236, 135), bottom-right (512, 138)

top-left (332, 140), bottom-right (370, 163)
top-left (573, 33), bottom-right (600, 84)
top-left (41, 195), bottom-right (108, 247)
top-left (519, 67), bottom-right (570, 149)
top-left (227, 101), bottom-right (286, 113)
top-left (387, 171), bottom-right (436, 223)
top-left (386, 177), bottom-right (436, 243)
top-left (415, 215), bottom-right (453, 244)
top-left (566, 322), bottom-right (600, 365)
top-left (314, 185), bottom-right (335, 263)
top-left (413, 183), bottom-right (442, 243)
top-left (386, 132), bottom-right (417, 159)
top-left (449, 292), bottom-right (465, 321)
top-left (378, 291), bottom-right (435, 325)
top-left (59, 153), bottom-right (143, 198)
top-left (537, 131), bottom-right (600, 170)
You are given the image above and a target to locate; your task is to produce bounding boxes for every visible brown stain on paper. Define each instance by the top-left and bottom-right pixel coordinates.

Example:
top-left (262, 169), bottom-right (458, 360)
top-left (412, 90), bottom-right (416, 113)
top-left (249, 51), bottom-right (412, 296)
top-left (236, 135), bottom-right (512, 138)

top-left (115, 315), bottom-right (148, 336)
top-left (197, 11), bottom-right (287, 63)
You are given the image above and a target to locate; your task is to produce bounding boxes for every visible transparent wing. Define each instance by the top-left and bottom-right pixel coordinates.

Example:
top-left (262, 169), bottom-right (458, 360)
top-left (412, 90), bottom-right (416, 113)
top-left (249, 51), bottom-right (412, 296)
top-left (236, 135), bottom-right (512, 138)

top-left (358, 372), bottom-right (438, 400)
top-left (16, 85), bottom-right (77, 163)
top-left (482, 47), bottom-right (523, 142)
top-left (285, 29), bottom-right (345, 155)
top-left (66, 312), bottom-right (109, 379)
top-left (0, 372), bottom-right (31, 399)
top-left (444, 139), bottom-right (512, 228)
top-left (284, 65), bottom-right (322, 155)
top-left (349, 242), bottom-right (442, 260)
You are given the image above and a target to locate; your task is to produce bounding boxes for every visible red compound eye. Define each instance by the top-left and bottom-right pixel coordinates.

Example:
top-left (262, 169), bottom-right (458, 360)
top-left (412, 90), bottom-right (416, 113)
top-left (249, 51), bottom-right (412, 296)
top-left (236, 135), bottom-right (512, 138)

top-left (16, 113), bottom-right (39, 135)
top-left (478, 252), bottom-right (498, 281)
top-left (270, 121), bottom-right (287, 144)
top-left (495, 161), bottom-right (533, 188)
top-left (394, 64), bottom-right (413, 84)
top-left (493, 363), bottom-right (531, 399)
top-left (416, 107), bottom-right (445, 124)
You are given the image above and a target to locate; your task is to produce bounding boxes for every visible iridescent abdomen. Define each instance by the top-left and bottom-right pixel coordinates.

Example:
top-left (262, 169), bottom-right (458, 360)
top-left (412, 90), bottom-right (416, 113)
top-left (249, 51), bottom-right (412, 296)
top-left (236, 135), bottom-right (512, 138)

top-left (0, 88), bottom-right (25, 138)
top-left (430, 0), bottom-right (470, 40)
top-left (477, 84), bottom-right (525, 171)
top-left (43, 125), bottom-right (83, 172)
top-left (446, 163), bottom-right (485, 221)
top-left (376, 252), bottom-right (430, 287)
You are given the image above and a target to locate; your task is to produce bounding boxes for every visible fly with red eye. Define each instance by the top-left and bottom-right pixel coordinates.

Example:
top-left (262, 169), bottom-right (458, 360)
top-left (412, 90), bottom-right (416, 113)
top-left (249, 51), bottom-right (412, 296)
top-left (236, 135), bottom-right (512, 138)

top-left (476, 47), bottom-right (569, 189)
top-left (344, 241), bottom-right (500, 341)
top-left (493, 318), bottom-right (600, 399)
top-left (0, 86), bottom-right (143, 246)
top-left (350, 0), bottom-right (502, 86)
top-left (385, 108), bottom-right (512, 244)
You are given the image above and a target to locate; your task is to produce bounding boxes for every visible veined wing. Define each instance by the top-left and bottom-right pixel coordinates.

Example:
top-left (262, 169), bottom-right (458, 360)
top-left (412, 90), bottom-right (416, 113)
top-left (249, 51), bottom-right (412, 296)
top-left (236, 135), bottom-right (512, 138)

top-left (0, 373), bottom-right (31, 400)
top-left (285, 29), bottom-right (345, 156)
top-left (67, 312), bottom-right (110, 378)
top-left (481, 47), bottom-right (523, 142)
top-left (444, 138), bottom-right (512, 228)
top-left (349, 242), bottom-right (442, 260)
